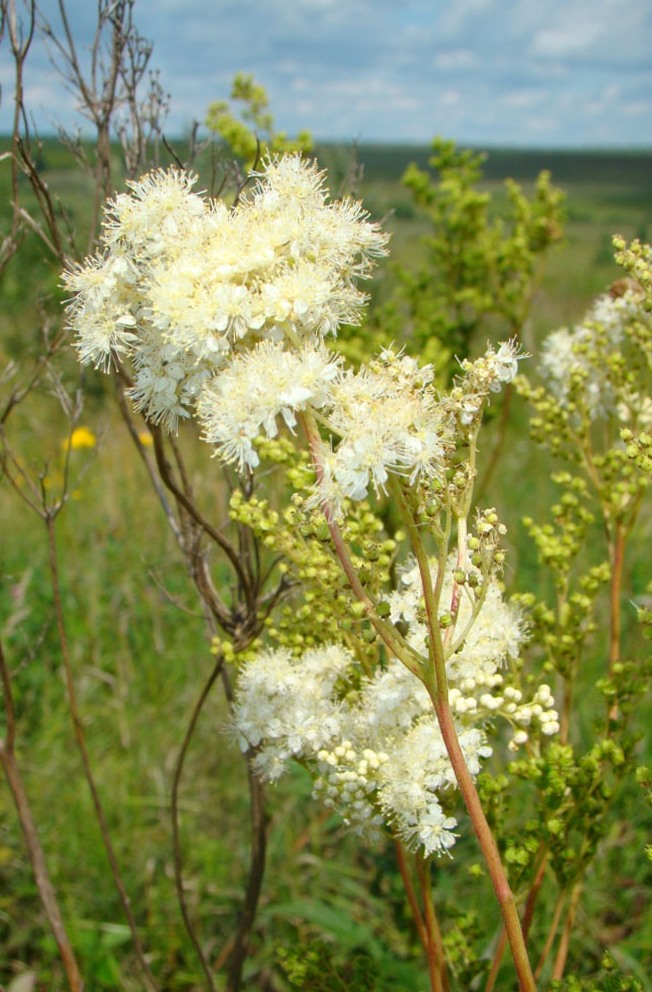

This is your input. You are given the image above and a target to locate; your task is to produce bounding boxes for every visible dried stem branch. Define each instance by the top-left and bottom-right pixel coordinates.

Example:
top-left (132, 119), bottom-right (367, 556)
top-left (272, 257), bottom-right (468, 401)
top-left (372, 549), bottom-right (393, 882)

top-left (0, 638), bottom-right (85, 992)
top-left (171, 655), bottom-right (224, 992)
top-left (44, 512), bottom-right (159, 992)
top-left (115, 394), bottom-right (273, 991)
top-left (225, 761), bottom-right (268, 992)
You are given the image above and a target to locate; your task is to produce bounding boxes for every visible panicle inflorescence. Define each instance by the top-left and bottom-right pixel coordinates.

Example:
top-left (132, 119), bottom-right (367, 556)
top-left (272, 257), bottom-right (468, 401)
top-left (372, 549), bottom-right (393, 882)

top-left (307, 347), bottom-right (456, 515)
top-left (66, 153), bottom-right (560, 863)
top-left (64, 156), bottom-right (388, 432)
top-left (537, 285), bottom-right (652, 424)
top-left (447, 338), bottom-right (527, 429)
top-left (232, 554), bottom-right (559, 857)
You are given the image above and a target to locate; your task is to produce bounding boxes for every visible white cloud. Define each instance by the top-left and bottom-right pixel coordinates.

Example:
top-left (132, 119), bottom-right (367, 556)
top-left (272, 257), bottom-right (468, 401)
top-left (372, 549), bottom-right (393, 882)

top-left (533, 23), bottom-right (603, 59)
top-left (435, 50), bottom-right (477, 71)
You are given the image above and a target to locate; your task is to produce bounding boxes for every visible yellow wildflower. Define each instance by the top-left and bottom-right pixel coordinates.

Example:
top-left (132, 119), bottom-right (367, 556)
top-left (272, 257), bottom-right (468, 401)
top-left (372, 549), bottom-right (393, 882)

top-left (64, 426), bottom-right (97, 451)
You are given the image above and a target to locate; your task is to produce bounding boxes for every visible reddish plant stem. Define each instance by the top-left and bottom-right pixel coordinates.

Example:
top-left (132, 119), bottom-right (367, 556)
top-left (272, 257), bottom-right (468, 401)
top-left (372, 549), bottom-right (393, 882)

top-left (297, 412), bottom-right (423, 678)
top-left (394, 841), bottom-right (448, 992)
top-left (117, 401), bottom-right (272, 991)
top-left (393, 484), bottom-right (536, 992)
top-left (485, 929), bottom-right (508, 992)
top-left (171, 657), bottom-right (222, 992)
top-left (394, 840), bottom-right (429, 950)
top-left (605, 520), bottom-right (626, 723)
top-left (534, 891), bottom-right (566, 981)
top-left (0, 640), bottom-right (84, 992)
top-left (428, 698), bottom-right (536, 992)
top-left (225, 762), bottom-right (268, 992)
top-left (416, 856), bottom-right (449, 992)
top-left (301, 410), bottom-right (536, 990)
top-left (485, 844), bottom-right (549, 992)
top-left (0, 748), bottom-right (85, 991)
top-left (522, 846), bottom-right (549, 944)
top-left (551, 883), bottom-right (582, 981)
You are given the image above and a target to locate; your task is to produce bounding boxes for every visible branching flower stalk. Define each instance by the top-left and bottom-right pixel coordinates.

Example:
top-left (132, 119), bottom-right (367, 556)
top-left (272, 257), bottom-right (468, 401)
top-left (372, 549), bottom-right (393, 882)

top-left (390, 483), bottom-right (535, 990)
top-left (499, 278), bottom-right (652, 983)
top-left (308, 419), bottom-right (537, 988)
top-left (415, 855), bottom-right (450, 992)
top-left (298, 374), bottom-right (537, 988)
top-left (64, 155), bottom-right (562, 990)
top-left (298, 408), bottom-right (425, 680)
top-left (114, 387), bottom-right (281, 992)
top-left (521, 281), bottom-right (652, 679)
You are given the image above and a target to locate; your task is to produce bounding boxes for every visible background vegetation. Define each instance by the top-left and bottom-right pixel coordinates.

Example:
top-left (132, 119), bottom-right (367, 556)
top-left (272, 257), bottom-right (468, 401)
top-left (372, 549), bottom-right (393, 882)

top-left (1, 114), bottom-right (652, 992)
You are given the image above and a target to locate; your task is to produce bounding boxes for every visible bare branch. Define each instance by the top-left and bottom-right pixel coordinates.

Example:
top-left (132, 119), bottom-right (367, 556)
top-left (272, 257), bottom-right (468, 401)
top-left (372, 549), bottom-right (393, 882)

top-left (0, 637), bottom-right (85, 992)
top-left (171, 654), bottom-right (223, 992)
top-left (45, 514), bottom-right (161, 992)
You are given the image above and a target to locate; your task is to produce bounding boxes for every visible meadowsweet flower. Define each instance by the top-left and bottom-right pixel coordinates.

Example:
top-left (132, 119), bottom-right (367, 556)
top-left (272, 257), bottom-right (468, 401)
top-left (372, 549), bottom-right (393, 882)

top-left (386, 554), bottom-right (525, 681)
top-left (198, 340), bottom-right (341, 470)
top-left (233, 644), bottom-right (478, 855)
top-left (101, 167), bottom-right (206, 256)
top-left (450, 339), bottom-right (527, 426)
top-left (127, 335), bottom-right (213, 431)
top-left (65, 155), bottom-right (388, 430)
top-left (308, 348), bottom-right (454, 511)
top-left (539, 286), bottom-right (651, 419)
top-left (64, 253), bottom-right (139, 371)
top-left (231, 628), bottom-right (553, 856)
top-left (490, 339), bottom-right (524, 389)
top-left (232, 644), bottom-right (350, 780)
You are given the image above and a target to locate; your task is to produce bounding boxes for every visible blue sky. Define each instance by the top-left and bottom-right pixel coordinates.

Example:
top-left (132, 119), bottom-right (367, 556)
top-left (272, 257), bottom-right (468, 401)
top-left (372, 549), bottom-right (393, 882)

top-left (1, 0), bottom-right (651, 147)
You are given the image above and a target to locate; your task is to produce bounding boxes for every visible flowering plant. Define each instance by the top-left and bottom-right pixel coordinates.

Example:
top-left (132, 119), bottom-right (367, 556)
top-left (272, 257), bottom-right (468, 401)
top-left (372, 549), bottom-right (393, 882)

top-left (63, 155), bottom-right (572, 990)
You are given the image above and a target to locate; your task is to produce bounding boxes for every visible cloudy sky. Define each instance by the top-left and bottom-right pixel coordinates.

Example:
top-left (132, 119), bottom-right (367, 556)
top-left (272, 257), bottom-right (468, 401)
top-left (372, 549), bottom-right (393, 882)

top-left (1, 0), bottom-right (651, 147)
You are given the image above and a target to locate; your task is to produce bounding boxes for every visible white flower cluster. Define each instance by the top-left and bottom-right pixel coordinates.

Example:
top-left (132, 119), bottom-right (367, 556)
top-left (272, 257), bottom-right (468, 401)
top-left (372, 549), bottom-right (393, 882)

top-left (385, 556), bottom-right (560, 742)
top-left (198, 339), bottom-right (342, 470)
top-left (232, 556), bottom-right (559, 857)
top-left (539, 287), bottom-right (652, 421)
top-left (197, 338), bottom-right (454, 492)
top-left (64, 157), bottom-right (388, 431)
top-left (311, 348), bottom-right (455, 513)
top-left (66, 158), bottom-right (528, 513)
top-left (232, 643), bottom-right (351, 782)
top-left (452, 339), bottom-right (527, 427)
top-left (233, 643), bottom-right (471, 855)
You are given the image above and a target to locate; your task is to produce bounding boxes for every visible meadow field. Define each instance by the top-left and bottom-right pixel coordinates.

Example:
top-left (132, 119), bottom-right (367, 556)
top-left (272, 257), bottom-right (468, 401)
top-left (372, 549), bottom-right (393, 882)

top-left (1, 138), bottom-right (652, 991)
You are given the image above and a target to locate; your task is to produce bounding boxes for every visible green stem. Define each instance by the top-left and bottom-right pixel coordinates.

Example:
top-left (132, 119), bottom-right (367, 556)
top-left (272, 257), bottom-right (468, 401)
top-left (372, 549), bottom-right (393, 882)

top-left (298, 410), bottom-right (424, 677)
top-left (390, 480), bottom-right (449, 693)
top-left (608, 520), bottom-right (625, 674)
